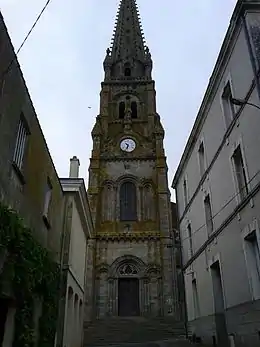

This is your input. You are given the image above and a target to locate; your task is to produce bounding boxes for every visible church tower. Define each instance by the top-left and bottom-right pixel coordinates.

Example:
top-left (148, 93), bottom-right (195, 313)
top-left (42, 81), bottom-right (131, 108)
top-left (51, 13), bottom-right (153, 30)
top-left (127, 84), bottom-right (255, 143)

top-left (88, 0), bottom-right (179, 318)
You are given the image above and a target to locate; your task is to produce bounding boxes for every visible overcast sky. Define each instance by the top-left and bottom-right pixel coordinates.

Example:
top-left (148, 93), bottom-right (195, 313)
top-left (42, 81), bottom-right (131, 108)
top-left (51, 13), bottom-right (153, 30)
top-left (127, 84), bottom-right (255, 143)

top-left (0, 0), bottom-right (236, 199)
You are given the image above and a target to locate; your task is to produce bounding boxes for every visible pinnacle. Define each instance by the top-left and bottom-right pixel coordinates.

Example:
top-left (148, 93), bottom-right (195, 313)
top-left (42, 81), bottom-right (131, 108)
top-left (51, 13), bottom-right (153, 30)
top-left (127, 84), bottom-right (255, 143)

top-left (109, 0), bottom-right (147, 61)
top-left (103, 0), bottom-right (153, 80)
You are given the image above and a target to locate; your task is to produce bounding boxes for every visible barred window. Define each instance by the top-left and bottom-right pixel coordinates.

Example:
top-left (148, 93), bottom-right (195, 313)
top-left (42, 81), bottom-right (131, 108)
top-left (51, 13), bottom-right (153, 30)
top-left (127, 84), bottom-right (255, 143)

top-left (120, 181), bottom-right (137, 221)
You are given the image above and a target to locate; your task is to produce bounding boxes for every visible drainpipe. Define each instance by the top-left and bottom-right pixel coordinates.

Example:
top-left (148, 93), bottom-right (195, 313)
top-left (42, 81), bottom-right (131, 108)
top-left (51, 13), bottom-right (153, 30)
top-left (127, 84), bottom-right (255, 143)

top-left (174, 189), bottom-right (189, 340)
top-left (55, 197), bottom-right (68, 347)
top-left (242, 13), bottom-right (260, 101)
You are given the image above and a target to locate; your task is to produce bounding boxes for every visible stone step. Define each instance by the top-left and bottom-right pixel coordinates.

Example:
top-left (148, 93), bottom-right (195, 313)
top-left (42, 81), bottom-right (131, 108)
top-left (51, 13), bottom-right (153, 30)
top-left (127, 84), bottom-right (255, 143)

top-left (85, 330), bottom-right (186, 337)
top-left (84, 318), bottom-right (187, 347)
top-left (85, 337), bottom-right (195, 347)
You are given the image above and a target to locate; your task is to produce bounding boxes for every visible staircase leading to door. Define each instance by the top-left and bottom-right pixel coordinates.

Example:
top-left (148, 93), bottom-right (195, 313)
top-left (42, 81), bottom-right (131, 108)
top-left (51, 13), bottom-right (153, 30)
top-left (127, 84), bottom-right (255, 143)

top-left (83, 317), bottom-right (189, 346)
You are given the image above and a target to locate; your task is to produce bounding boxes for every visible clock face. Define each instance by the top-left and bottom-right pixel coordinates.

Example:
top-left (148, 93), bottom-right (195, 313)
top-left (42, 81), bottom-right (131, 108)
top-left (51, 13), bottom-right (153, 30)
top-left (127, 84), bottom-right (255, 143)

top-left (120, 138), bottom-right (136, 152)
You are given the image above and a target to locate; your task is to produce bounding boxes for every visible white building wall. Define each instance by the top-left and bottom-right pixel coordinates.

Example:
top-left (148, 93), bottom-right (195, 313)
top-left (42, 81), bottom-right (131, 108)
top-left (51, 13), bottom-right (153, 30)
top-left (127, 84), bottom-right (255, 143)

top-left (174, 6), bottom-right (260, 346)
top-left (69, 200), bottom-right (87, 289)
top-left (63, 273), bottom-right (85, 347)
top-left (62, 195), bottom-right (90, 347)
top-left (176, 24), bottom-right (254, 218)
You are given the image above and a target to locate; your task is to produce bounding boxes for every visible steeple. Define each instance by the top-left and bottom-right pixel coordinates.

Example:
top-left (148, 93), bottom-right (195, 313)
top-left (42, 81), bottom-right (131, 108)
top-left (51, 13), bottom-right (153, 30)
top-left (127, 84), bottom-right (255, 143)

top-left (103, 0), bottom-right (153, 81)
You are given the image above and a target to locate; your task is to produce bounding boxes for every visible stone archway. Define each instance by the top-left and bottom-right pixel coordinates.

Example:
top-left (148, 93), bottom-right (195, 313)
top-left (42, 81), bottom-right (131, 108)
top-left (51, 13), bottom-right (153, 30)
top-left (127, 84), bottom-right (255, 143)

top-left (108, 255), bottom-right (146, 317)
top-left (95, 256), bottom-right (163, 317)
top-left (118, 264), bottom-right (139, 316)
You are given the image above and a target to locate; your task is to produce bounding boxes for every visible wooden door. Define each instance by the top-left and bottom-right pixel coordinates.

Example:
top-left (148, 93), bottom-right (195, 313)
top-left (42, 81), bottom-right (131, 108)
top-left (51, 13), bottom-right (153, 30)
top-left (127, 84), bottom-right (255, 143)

top-left (118, 278), bottom-right (139, 316)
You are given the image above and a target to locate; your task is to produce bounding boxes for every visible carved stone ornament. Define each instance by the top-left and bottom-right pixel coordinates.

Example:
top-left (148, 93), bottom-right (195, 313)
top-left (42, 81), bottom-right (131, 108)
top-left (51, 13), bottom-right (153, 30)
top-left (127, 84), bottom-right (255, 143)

top-left (119, 264), bottom-right (138, 276)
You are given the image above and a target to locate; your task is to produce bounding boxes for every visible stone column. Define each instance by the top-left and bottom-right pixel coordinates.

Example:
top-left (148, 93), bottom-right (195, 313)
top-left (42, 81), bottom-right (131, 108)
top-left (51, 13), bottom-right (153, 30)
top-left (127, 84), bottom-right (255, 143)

top-left (95, 277), bottom-right (100, 318)
top-left (74, 297), bottom-right (79, 347)
top-left (139, 185), bottom-right (144, 221)
top-left (108, 278), bottom-right (113, 316)
top-left (140, 278), bottom-right (145, 315)
top-left (84, 239), bottom-right (95, 323)
top-left (114, 278), bottom-right (119, 316)
top-left (156, 161), bottom-right (178, 317)
top-left (78, 301), bottom-right (83, 347)
top-left (69, 293), bottom-right (75, 346)
top-left (98, 272), bottom-right (108, 317)
top-left (147, 240), bottom-right (152, 263)
top-left (143, 278), bottom-right (150, 316)
top-left (158, 277), bottom-right (163, 316)
top-left (150, 275), bottom-right (159, 316)
top-left (161, 237), bottom-right (175, 316)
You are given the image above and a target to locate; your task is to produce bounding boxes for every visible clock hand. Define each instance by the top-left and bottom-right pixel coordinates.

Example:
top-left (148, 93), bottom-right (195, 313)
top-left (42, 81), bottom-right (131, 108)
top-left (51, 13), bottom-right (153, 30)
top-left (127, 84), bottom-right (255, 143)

top-left (126, 143), bottom-right (129, 149)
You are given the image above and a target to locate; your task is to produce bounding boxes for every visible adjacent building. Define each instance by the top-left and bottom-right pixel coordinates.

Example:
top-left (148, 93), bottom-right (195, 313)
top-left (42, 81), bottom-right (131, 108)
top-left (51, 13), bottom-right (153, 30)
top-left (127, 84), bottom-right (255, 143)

top-left (172, 1), bottom-right (260, 346)
top-left (0, 14), bottom-right (64, 258)
top-left (58, 157), bottom-right (94, 347)
top-left (0, 11), bottom-right (94, 347)
top-left (0, 11), bottom-right (64, 347)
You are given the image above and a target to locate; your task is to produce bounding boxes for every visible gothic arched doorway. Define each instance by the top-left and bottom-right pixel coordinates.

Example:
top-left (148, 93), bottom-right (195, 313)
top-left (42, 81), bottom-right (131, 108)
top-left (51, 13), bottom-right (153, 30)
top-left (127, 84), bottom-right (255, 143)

top-left (108, 255), bottom-right (146, 317)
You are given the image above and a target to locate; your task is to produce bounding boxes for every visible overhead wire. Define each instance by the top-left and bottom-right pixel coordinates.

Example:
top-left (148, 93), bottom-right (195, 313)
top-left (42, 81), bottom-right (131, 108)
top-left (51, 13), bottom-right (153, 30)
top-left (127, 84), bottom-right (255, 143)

top-left (1, 0), bottom-right (52, 81)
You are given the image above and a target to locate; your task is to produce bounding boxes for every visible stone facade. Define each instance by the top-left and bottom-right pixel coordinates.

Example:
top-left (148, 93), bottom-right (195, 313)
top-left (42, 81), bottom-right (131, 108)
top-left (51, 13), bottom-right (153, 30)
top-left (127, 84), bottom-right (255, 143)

top-left (172, 1), bottom-right (260, 346)
top-left (87, 0), bottom-right (180, 320)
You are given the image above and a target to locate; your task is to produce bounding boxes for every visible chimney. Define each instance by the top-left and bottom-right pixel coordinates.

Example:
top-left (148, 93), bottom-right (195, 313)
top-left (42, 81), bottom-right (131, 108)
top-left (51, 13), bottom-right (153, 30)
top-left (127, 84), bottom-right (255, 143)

top-left (69, 156), bottom-right (80, 178)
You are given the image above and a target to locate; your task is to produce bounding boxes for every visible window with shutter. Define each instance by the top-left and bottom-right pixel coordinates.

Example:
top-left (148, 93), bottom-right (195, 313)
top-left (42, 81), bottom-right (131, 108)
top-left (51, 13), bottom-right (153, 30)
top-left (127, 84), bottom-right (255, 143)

top-left (13, 114), bottom-right (29, 171)
top-left (233, 145), bottom-right (249, 200)
top-left (120, 181), bottom-right (137, 221)
top-left (204, 194), bottom-right (213, 235)
top-left (221, 81), bottom-right (235, 128)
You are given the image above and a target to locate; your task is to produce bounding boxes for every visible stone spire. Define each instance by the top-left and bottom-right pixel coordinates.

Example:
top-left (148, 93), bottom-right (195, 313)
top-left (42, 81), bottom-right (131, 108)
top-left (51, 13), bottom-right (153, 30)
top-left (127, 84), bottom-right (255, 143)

top-left (103, 0), bottom-right (152, 80)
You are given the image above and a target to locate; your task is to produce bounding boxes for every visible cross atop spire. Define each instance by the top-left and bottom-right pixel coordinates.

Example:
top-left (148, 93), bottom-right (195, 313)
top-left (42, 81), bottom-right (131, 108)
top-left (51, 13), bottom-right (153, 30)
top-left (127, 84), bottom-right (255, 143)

top-left (103, 0), bottom-right (153, 81)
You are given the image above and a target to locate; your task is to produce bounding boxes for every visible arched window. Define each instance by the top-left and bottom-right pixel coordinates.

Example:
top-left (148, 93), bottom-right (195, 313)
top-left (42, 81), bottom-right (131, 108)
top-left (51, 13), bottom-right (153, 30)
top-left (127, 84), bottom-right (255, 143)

top-left (124, 67), bottom-right (131, 77)
top-left (120, 182), bottom-right (137, 221)
top-left (119, 102), bottom-right (125, 119)
top-left (131, 101), bottom-right (137, 118)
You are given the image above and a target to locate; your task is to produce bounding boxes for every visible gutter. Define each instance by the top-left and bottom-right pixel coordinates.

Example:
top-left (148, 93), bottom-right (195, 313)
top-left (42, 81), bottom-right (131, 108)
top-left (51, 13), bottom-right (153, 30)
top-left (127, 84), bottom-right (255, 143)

top-left (175, 189), bottom-right (189, 339)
